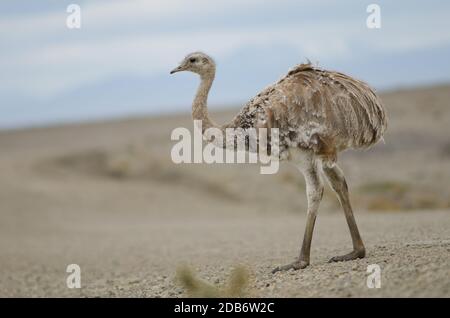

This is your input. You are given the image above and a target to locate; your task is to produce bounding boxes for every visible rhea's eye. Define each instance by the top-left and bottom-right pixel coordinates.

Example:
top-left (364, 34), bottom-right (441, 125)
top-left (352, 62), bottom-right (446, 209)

top-left (189, 57), bottom-right (197, 63)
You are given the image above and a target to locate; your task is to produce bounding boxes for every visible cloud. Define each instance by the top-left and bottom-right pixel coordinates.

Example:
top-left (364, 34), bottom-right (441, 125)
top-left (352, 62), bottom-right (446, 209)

top-left (0, 0), bottom-right (273, 42)
top-left (1, 21), bottom-right (357, 97)
top-left (1, 0), bottom-right (450, 101)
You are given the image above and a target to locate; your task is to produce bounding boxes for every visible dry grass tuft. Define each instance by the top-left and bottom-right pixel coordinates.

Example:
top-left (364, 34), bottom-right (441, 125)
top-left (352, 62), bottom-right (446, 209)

top-left (176, 266), bottom-right (221, 298)
top-left (176, 265), bottom-right (251, 298)
top-left (225, 266), bottom-right (250, 297)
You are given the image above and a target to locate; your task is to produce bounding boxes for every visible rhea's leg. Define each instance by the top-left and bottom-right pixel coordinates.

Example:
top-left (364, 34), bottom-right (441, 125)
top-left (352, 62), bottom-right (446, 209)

top-left (322, 163), bottom-right (365, 262)
top-left (272, 155), bottom-right (323, 273)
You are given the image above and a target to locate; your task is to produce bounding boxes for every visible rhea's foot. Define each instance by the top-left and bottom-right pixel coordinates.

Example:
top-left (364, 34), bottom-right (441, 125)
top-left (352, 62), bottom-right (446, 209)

top-left (272, 259), bottom-right (309, 273)
top-left (328, 249), bottom-right (365, 263)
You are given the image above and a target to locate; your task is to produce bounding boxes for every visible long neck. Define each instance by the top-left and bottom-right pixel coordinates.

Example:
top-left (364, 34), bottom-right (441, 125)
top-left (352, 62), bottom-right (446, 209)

top-left (192, 71), bottom-right (219, 131)
top-left (192, 68), bottom-right (251, 152)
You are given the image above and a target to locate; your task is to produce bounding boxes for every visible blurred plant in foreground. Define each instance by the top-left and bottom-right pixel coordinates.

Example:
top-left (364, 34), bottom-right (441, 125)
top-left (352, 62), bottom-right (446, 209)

top-left (176, 265), bottom-right (251, 297)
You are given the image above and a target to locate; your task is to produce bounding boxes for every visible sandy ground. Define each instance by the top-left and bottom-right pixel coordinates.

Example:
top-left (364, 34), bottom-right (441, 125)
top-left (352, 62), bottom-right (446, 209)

top-left (0, 84), bottom-right (449, 297)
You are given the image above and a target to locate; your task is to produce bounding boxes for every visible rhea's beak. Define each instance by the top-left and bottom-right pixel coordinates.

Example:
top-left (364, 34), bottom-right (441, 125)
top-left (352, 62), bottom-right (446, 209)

top-left (170, 65), bottom-right (183, 74)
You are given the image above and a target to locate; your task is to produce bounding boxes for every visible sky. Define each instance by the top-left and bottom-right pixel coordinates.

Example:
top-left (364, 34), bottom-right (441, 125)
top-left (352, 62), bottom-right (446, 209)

top-left (0, 0), bottom-right (450, 129)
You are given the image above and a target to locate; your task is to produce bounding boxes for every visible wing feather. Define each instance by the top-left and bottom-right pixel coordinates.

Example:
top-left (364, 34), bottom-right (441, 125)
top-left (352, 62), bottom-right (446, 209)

top-left (229, 63), bottom-right (387, 160)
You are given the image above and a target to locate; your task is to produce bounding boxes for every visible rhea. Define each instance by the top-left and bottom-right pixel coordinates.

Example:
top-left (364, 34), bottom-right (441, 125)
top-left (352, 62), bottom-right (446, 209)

top-left (170, 52), bottom-right (387, 272)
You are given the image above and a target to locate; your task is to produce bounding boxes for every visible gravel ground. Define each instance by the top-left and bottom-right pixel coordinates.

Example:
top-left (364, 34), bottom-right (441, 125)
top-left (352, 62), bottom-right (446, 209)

top-left (1, 211), bottom-right (449, 297)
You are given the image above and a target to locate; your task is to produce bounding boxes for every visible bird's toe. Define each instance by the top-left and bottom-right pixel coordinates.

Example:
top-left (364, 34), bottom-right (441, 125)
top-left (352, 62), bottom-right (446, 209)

top-left (272, 260), bottom-right (309, 273)
top-left (328, 249), bottom-right (365, 263)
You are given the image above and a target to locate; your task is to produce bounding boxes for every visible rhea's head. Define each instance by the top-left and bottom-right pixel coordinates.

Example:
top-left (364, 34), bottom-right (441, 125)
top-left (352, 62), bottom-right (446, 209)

top-left (170, 52), bottom-right (216, 77)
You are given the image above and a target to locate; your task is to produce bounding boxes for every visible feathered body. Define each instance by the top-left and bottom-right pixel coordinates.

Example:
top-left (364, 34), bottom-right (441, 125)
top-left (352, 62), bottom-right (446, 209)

top-left (171, 52), bottom-right (388, 271)
top-left (228, 63), bottom-right (387, 161)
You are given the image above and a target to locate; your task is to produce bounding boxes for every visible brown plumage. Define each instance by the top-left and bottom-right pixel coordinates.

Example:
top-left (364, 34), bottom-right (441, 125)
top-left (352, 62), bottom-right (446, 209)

top-left (228, 62), bottom-right (387, 162)
top-left (171, 52), bottom-right (388, 272)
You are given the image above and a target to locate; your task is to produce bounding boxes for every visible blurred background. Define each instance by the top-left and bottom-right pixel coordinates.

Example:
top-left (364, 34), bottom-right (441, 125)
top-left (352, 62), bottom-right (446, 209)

top-left (0, 1), bottom-right (449, 298)
top-left (1, 0), bottom-right (450, 129)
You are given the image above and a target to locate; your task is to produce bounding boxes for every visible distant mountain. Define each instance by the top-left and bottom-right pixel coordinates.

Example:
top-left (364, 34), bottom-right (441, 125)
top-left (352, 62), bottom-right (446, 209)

top-left (1, 43), bottom-right (449, 129)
